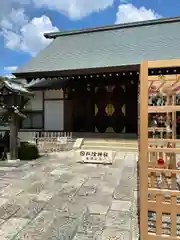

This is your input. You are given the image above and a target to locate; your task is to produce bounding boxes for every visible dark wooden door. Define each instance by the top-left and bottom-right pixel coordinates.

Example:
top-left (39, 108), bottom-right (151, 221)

top-left (94, 85), bottom-right (126, 133)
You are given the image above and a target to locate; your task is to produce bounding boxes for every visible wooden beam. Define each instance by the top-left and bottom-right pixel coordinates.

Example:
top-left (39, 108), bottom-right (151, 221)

top-left (148, 168), bottom-right (180, 174)
top-left (148, 147), bottom-right (180, 153)
top-left (148, 105), bottom-right (180, 113)
top-left (148, 138), bottom-right (180, 143)
top-left (148, 75), bottom-right (180, 82)
top-left (148, 188), bottom-right (180, 196)
top-left (148, 233), bottom-right (180, 240)
top-left (148, 59), bottom-right (180, 68)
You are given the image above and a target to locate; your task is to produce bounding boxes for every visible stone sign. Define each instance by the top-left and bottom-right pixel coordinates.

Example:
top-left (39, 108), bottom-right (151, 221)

top-left (75, 150), bottom-right (113, 164)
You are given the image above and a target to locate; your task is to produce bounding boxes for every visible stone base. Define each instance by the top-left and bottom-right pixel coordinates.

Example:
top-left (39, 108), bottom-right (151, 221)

top-left (77, 159), bottom-right (113, 165)
top-left (7, 159), bottom-right (20, 164)
top-left (73, 138), bottom-right (84, 149)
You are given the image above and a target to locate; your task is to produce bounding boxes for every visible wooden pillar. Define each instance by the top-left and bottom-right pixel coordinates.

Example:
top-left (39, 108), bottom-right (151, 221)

top-left (139, 61), bottom-right (149, 239)
top-left (10, 112), bottom-right (18, 160)
top-left (171, 95), bottom-right (177, 190)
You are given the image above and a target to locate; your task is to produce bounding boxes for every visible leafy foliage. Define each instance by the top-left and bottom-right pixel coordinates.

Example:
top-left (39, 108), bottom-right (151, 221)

top-left (0, 76), bottom-right (9, 82)
top-left (18, 141), bottom-right (39, 160)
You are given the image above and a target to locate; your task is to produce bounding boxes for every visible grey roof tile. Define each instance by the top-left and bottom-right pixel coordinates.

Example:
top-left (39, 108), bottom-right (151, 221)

top-left (16, 19), bottom-right (180, 75)
top-left (25, 77), bottom-right (67, 88)
top-left (2, 80), bottom-right (32, 95)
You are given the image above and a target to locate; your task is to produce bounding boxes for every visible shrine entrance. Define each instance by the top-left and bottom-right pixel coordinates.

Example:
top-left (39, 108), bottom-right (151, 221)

top-left (139, 59), bottom-right (180, 239)
top-left (67, 72), bottom-right (139, 134)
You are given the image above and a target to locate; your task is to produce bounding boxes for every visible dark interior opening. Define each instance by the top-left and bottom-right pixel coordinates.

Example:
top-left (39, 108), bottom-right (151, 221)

top-left (64, 72), bottom-right (139, 134)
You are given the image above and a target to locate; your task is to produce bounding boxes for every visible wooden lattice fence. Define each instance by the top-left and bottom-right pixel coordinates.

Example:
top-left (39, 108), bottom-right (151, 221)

top-left (139, 59), bottom-right (180, 239)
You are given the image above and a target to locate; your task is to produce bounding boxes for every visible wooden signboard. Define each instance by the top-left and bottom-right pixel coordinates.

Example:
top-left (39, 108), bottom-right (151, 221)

top-left (75, 149), bottom-right (113, 164)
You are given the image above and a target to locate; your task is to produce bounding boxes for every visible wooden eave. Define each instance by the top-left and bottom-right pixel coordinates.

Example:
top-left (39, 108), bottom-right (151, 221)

top-left (14, 65), bottom-right (140, 79)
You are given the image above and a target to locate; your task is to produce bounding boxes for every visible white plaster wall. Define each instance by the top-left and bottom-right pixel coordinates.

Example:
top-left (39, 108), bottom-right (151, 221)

top-left (44, 100), bottom-right (64, 131)
top-left (44, 89), bottom-right (63, 99)
top-left (18, 132), bottom-right (36, 142)
top-left (26, 91), bottom-right (43, 111)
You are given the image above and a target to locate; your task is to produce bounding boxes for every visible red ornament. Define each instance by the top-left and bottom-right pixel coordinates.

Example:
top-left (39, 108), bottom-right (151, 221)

top-left (157, 158), bottom-right (165, 168)
top-left (177, 161), bottom-right (180, 168)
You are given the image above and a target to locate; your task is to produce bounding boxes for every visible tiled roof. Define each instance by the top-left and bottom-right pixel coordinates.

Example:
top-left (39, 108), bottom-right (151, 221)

top-left (0, 79), bottom-right (32, 95)
top-left (15, 17), bottom-right (180, 76)
top-left (25, 77), bottom-right (67, 88)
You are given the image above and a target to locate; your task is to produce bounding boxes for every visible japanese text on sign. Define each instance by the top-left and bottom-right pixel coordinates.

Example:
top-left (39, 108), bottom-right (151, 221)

top-left (80, 151), bottom-right (109, 161)
top-left (76, 149), bottom-right (113, 164)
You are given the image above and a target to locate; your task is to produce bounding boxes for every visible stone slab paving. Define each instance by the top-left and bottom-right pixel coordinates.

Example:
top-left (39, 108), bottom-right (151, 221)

top-left (0, 151), bottom-right (139, 240)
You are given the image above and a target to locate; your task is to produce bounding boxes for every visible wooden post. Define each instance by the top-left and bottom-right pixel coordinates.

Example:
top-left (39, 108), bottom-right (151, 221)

top-left (171, 95), bottom-right (176, 190)
top-left (139, 62), bottom-right (149, 239)
top-left (10, 112), bottom-right (18, 160)
top-left (166, 95), bottom-right (171, 139)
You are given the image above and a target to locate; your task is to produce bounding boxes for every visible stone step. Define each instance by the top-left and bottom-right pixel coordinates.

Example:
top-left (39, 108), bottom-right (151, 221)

top-left (81, 145), bottom-right (138, 152)
top-left (72, 133), bottom-right (137, 139)
top-left (83, 140), bottom-right (138, 147)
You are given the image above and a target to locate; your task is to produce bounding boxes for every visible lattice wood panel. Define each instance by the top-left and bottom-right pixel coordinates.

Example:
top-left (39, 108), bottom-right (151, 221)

top-left (139, 59), bottom-right (180, 240)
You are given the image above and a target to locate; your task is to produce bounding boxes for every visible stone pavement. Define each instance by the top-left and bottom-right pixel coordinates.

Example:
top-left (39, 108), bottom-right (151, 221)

top-left (0, 151), bottom-right (139, 240)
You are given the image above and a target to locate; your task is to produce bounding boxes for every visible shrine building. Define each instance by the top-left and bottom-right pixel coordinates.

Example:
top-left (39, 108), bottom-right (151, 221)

top-left (13, 17), bottom-right (180, 134)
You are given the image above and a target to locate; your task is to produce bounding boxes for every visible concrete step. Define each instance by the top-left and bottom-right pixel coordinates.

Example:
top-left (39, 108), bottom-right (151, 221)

top-left (81, 145), bottom-right (138, 152)
top-left (81, 139), bottom-right (138, 152)
top-left (72, 132), bottom-right (137, 139)
top-left (83, 140), bottom-right (138, 148)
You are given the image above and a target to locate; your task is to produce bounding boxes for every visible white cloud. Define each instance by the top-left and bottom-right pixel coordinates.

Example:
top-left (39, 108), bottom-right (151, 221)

top-left (4, 66), bottom-right (18, 72)
top-left (0, 0), bottom-right (115, 21)
top-left (4, 8), bottom-right (28, 30)
top-left (1, 9), bottom-right (58, 56)
top-left (0, 1), bottom-right (30, 21)
top-left (116, 4), bottom-right (161, 24)
top-left (32, 0), bottom-right (114, 19)
top-left (3, 66), bottom-right (18, 78)
top-left (0, 1), bottom-right (162, 57)
top-left (15, 15), bottom-right (58, 55)
top-left (0, 0), bottom-right (115, 56)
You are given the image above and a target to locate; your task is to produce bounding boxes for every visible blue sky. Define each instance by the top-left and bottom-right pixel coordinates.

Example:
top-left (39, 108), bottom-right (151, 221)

top-left (0, 0), bottom-right (179, 77)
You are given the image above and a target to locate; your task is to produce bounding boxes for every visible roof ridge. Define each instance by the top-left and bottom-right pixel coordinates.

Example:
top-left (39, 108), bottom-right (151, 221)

top-left (44, 16), bottom-right (180, 39)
